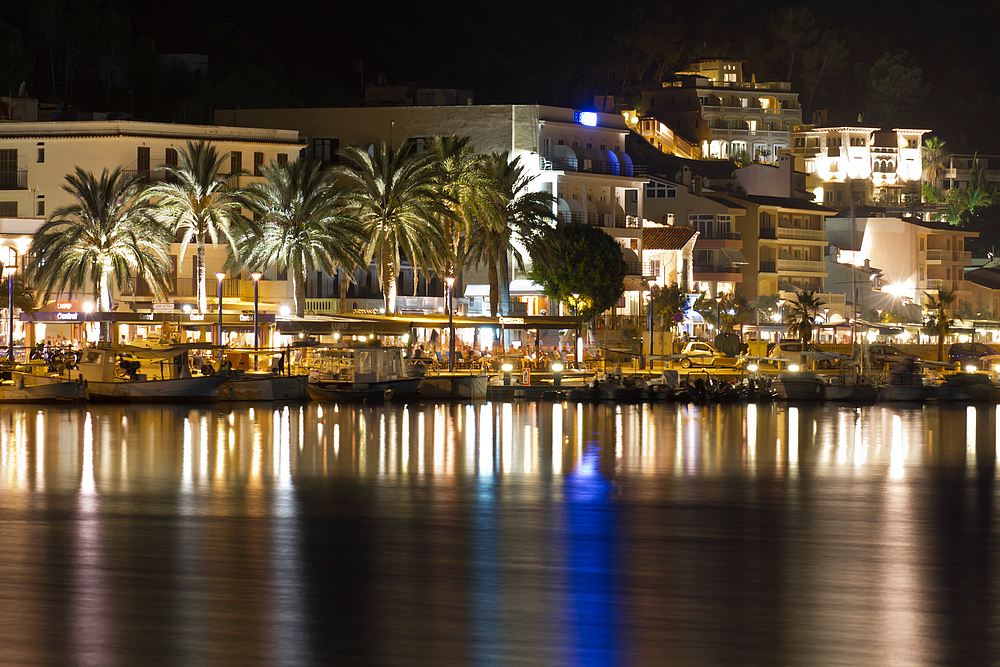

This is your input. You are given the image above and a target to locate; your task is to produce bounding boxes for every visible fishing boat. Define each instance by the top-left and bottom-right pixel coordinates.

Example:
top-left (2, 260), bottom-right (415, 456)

top-left (305, 345), bottom-right (423, 402)
top-left (773, 370), bottom-right (828, 401)
top-left (77, 342), bottom-right (230, 402)
top-left (824, 373), bottom-right (879, 402)
top-left (0, 371), bottom-right (87, 402)
top-left (218, 371), bottom-right (310, 401)
top-left (417, 371), bottom-right (489, 399)
top-left (934, 372), bottom-right (1000, 402)
top-left (881, 358), bottom-right (929, 402)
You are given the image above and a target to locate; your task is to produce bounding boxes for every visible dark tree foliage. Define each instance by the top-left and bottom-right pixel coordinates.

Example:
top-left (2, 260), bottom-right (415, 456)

top-left (528, 222), bottom-right (626, 320)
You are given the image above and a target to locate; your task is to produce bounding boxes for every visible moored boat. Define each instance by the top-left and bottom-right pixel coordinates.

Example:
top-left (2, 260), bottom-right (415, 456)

top-left (0, 373), bottom-right (87, 402)
top-left (417, 372), bottom-right (489, 399)
top-left (218, 372), bottom-right (310, 401)
top-left (935, 372), bottom-right (1000, 402)
top-left (773, 370), bottom-right (827, 401)
top-left (305, 345), bottom-right (423, 402)
top-left (78, 342), bottom-right (230, 402)
top-left (824, 374), bottom-right (879, 402)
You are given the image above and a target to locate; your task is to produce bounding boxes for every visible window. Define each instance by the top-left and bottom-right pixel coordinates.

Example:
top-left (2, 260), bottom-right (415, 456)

top-left (230, 152), bottom-right (242, 174)
top-left (0, 201), bottom-right (16, 216)
top-left (137, 146), bottom-right (150, 172)
top-left (645, 180), bottom-right (676, 199)
top-left (254, 152), bottom-right (264, 176)
top-left (36, 197), bottom-right (44, 217)
top-left (165, 148), bottom-right (178, 168)
top-left (37, 146), bottom-right (44, 163)
top-left (277, 153), bottom-right (288, 165)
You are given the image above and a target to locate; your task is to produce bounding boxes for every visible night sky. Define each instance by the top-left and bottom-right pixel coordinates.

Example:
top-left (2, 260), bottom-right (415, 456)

top-left (3, 0), bottom-right (1000, 150)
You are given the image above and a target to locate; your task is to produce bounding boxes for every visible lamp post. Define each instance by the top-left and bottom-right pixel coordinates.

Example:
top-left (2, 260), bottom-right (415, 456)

top-left (82, 301), bottom-right (93, 346)
top-left (646, 291), bottom-right (654, 372)
top-left (215, 272), bottom-right (226, 363)
top-left (571, 292), bottom-right (581, 368)
top-left (251, 272), bottom-right (263, 370)
top-left (445, 276), bottom-right (456, 372)
top-left (4, 247), bottom-right (15, 360)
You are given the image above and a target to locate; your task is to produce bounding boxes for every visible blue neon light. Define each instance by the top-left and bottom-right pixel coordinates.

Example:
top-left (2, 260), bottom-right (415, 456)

top-left (576, 112), bottom-right (598, 127)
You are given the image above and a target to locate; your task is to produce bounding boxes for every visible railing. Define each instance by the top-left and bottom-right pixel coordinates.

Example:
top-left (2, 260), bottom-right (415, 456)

top-left (776, 226), bottom-right (825, 241)
top-left (587, 212), bottom-right (602, 226)
top-left (539, 156), bottom-right (647, 178)
top-left (759, 227), bottom-right (777, 239)
top-left (0, 169), bottom-right (27, 190)
top-left (130, 277), bottom-right (243, 300)
top-left (697, 230), bottom-right (741, 240)
top-left (625, 261), bottom-right (655, 277)
top-left (777, 259), bottom-right (826, 273)
top-left (557, 211), bottom-right (586, 225)
top-left (614, 215), bottom-right (641, 228)
top-left (924, 249), bottom-right (972, 262)
top-left (759, 261), bottom-right (776, 273)
top-left (693, 265), bottom-right (742, 275)
top-left (123, 169), bottom-right (180, 186)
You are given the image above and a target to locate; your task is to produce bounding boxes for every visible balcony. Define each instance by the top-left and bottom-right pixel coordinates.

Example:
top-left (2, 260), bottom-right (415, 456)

top-left (776, 226), bottom-right (825, 241)
top-left (693, 264), bottom-right (743, 282)
top-left (539, 156), bottom-right (647, 178)
top-left (759, 261), bottom-right (776, 273)
top-left (777, 258), bottom-right (826, 273)
top-left (128, 277), bottom-right (243, 300)
top-left (625, 261), bottom-right (656, 278)
top-left (614, 215), bottom-right (641, 228)
top-left (0, 169), bottom-right (28, 190)
top-left (123, 169), bottom-right (179, 186)
top-left (759, 227), bottom-right (777, 240)
top-left (923, 249), bottom-right (972, 263)
top-left (698, 230), bottom-right (741, 241)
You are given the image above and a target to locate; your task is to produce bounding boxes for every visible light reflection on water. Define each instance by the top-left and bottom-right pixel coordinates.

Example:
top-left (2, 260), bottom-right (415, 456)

top-left (0, 402), bottom-right (998, 664)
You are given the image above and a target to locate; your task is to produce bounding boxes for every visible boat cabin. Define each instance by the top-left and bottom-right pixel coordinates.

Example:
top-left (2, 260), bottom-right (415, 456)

top-left (306, 346), bottom-right (406, 384)
top-left (79, 343), bottom-right (196, 383)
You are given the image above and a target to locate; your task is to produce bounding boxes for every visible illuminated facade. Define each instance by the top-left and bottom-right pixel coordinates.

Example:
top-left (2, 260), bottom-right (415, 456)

top-left (789, 125), bottom-right (928, 209)
top-left (634, 59), bottom-right (802, 162)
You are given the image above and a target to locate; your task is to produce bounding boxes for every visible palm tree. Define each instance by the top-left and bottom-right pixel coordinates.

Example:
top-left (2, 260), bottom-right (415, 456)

top-left (28, 167), bottom-right (172, 340)
top-left (0, 274), bottom-right (36, 314)
top-left (425, 135), bottom-right (499, 280)
top-left (469, 152), bottom-right (554, 316)
top-left (146, 140), bottom-right (244, 313)
top-left (336, 141), bottom-right (449, 313)
top-left (925, 287), bottom-right (955, 362)
top-left (233, 159), bottom-right (364, 318)
top-left (786, 289), bottom-right (825, 344)
top-left (922, 136), bottom-right (948, 193)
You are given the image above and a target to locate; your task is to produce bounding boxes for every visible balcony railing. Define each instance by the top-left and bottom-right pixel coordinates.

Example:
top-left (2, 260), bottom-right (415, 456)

top-left (924, 249), bottom-right (972, 262)
top-left (625, 261), bottom-right (656, 277)
top-left (540, 156), bottom-right (647, 178)
top-left (614, 215), bottom-right (641, 228)
top-left (694, 265), bottom-right (742, 275)
top-left (697, 230), bottom-right (741, 240)
top-left (759, 261), bottom-right (776, 273)
top-left (129, 277), bottom-right (243, 300)
top-left (0, 169), bottom-right (28, 190)
top-left (776, 226), bottom-right (825, 241)
top-left (777, 259), bottom-right (826, 273)
top-left (123, 169), bottom-right (181, 186)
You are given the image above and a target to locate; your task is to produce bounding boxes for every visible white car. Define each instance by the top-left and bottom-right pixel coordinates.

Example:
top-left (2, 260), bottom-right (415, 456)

top-left (676, 341), bottom-right (724, 368)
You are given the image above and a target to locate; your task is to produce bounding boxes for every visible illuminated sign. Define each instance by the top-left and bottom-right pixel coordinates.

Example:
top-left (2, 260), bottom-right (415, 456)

top-left (56, 312), bottom-right (78, 320)
top-left (575, 111), bottom-right (598, 127)
top-left (499, 317), bottom-right (524, 325)
top-left (139, 313), bottom-right (154, 321)
top-left (354, 308), bottom-right (381, 315)
top-left (56, 302), bottom-right (73, 310)
top-left (189, 314), bottom-right (205, 321)
top-left (239, 314), bottom-right (253, 322)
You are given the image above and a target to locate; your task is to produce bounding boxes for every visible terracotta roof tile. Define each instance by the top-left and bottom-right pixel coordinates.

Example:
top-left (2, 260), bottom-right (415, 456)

top-left (642, 226), bottom-right (697, 250)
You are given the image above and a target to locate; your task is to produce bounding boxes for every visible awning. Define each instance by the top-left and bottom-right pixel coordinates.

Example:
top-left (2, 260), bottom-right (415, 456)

top-left (464, 284), bottom-right (491, 298)
top-left (722, 248), bottom-right (749, 264)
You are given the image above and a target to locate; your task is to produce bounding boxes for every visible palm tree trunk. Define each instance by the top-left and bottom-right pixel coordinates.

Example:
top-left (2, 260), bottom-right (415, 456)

top-left (488, 251), bottom-right (500, 318)
top-left (499, 250), bottom-right (511, 316)
top-left (293, 270), bottom-right (306, 318)
top-left (196, 239), bottom-right (207, 314)
top-left (338, 268), bottom-right (349, 314)
top-left (381, 246), bottom-right (396, 313)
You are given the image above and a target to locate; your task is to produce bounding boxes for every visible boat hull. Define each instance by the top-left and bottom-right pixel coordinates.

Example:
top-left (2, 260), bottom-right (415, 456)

top-left (0, 379), bottom-right (87, 402)
top-left (86, 375), bottom-right (230, 402)
top-left (418, 373), bottom-right (489, 399)
top-left (775, 372), bottom-right (827, 401)
top-left (218, 374), bottom-right (309, 401)
top-left (824, 383), bottom-right (879, 402)
top-left (308, 376), bottom-right (423, 402)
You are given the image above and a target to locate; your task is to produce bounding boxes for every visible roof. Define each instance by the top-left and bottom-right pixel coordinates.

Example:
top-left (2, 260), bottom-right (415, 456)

top-left (908, 219), bottom-right (978, 235)
top-left (964, 268), bottom-right (1000, 290)
top-left (642, 226), bottom-right (697, 250)
top-left (703, 195), bottom-right (746, 210)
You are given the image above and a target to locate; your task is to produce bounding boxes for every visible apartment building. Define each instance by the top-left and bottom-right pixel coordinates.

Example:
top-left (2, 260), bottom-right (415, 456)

top-left (789, 125), bottom-right (928, 210)
top-left (0, 120), bottom-right (303, 344)
top-left (633, 58), bottom-right (802, 163)
top-left (216, 104), bottom-right (653, 316)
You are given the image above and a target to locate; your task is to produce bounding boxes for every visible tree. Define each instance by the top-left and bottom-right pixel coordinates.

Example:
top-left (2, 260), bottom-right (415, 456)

top-left (924, 288), bottom-right (955, 362)
top-left (146, 140), bottom-right (245, 314)
top-left (528, 222), bottom-right (627, 320)
top-left (785, 289), bottom-right (825, 343)
top-left (650, 283), bottom-right (689, 332)
top-left (767, 6), bottom-right (818, 82)
top-left (425, 135), bottom-right (498, 280)
top-left (922, 136), bottom-right (949, 193)
top-left (337, 141), bottom-right (450, 313)
top-left (801, 30), bottom-right (849, 114)
top-left (866, 51), bottom-right (928, 125)
top-left (466, 152), bottom-right (555, 316)
top-left (28, 167), bottom-right (172, 339)
top-left (0, 274), bottom-right (36, 314)
top-left (233, 159), bottom-right (364, 317)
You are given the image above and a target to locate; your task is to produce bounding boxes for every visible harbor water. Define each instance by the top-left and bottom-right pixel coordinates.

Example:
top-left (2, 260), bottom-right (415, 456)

top-left (1, 401), bottom-right (999, 665)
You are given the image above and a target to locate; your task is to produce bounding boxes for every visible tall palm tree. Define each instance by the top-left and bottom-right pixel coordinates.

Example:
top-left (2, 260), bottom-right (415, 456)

top-left (425, 135), bottom-right (499, 280)
top-left (922, 136), bottom-right (948, 192)
top-left (786, 289), bottom-right (825, 344)
top-left (925, 287), bottom-right (955, 362)
top-left (336, 141), bottom-right (449, 313)
top-left (28, 167), bottom-right (172, 339)
top-left (470, 152), bottom-right (554, 316)
top-left (232, 159), bottom-right (364, 317)
top-left (146, 140), bottom-right (244, 313)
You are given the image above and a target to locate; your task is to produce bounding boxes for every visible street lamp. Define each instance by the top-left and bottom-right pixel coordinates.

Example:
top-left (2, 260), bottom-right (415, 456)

top-left (3, 247), bottom-right (15, 360)
top-left (571, 292), bottom-right (581, 368)
top-left (251, 271), bottom-right (263, 370)
top-left (215, 272), bottom-right (226, 363)
top-left (445, 276), bottom-right (456, 372)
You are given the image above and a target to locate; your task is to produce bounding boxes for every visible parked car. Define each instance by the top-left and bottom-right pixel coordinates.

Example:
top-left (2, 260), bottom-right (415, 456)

top-left (947, 342), bottom-right (1000, 370)
top-left (676, 341), bottom-right (725, 368)
top-left (768, 340), bottom-right (849, 368)
top-left (868, 343), bottom-right (918, 367)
